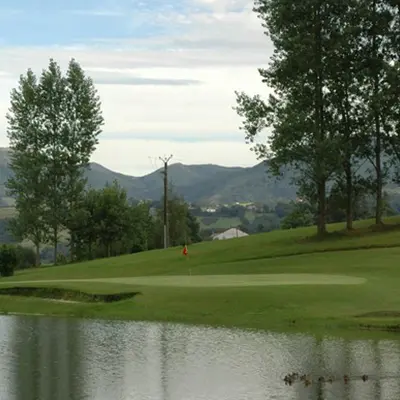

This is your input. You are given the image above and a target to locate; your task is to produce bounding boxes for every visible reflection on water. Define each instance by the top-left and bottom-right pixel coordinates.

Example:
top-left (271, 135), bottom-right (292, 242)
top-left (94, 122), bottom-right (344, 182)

top-left (0, 315), bottom-right (399, 399)
top-left (10, 317), bottom-right (83, 400)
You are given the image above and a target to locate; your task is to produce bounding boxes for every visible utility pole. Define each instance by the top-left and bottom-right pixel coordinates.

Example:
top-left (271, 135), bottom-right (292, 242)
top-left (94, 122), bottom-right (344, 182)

top-left (159, 155), bottom-right (173, 249)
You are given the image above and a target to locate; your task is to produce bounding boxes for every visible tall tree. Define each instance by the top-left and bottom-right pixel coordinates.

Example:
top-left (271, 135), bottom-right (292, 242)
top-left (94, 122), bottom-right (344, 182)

top-left (63, 59), bottom-right (103, 256)
top-left (155, 191), bottom-right (201, 247)
top-left (235, 0), bottom-right (341, 236)
top-left (325, 0), bottom-right (367, 230)
top-left (38, 60), bottom-right (68, 262)
top-left (129, 201), bottom-right (155, 252)
top-left (94, 181), bottom-right (132, 257)
top-left (186, 211), bottom-right (202, 244)
top-left (357, 0), bottom-right (399, 225)
top-left (7, 59), bottom-right (103, 264)
top-left (66, 188), bottom-right (99, 261)
top-left (38, 58), bottom-right (103, 262)
top-left (6, 70), bottom-right (48, 265)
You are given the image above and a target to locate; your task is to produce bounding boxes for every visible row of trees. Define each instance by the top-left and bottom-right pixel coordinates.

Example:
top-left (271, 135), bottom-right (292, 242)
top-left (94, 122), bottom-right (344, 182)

top-left (281, 193), bottom-right (397, 230)
top-left (236, 0), bottom-right (400, 236)
top-left (66, 182), bottom-right (201, 263)
top-left (6, 59), bottom-right (200, 266)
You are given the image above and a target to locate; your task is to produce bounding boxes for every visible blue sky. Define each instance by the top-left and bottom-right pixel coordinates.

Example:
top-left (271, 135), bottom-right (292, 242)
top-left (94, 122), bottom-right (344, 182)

top-left (0, 0), bottom-right (268, 175)
top-left (0, 0), bottom-right (196, 45)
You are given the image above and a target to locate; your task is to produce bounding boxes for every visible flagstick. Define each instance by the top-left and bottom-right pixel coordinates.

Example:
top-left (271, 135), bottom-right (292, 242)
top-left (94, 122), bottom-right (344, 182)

top-left (183, 244), bottom-right (191, 276)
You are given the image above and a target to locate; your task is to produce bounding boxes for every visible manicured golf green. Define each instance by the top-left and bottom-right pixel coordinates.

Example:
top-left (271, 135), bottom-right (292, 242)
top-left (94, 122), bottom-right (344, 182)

top-left (2, 274), bottom-right (366, 287)
top-left (0, 216), bottom-right (400, 337)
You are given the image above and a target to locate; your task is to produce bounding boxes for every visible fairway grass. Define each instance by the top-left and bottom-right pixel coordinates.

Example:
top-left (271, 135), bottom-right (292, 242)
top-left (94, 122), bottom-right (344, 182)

top-left (1, 216), bottom-right (400, 337)
top-left (1, 274), bottom-right (367, 287)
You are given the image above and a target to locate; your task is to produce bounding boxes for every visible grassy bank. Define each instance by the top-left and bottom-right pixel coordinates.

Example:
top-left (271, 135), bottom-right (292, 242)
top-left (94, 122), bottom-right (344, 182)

top-left (0, 216), bottom-right (400, 337)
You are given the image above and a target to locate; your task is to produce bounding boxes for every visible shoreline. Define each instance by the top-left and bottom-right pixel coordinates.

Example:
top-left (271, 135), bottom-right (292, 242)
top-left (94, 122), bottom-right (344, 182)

top-left (1, 218), bottom-right (400, 341)
top-left (0, 295), bottom-right (399, 341)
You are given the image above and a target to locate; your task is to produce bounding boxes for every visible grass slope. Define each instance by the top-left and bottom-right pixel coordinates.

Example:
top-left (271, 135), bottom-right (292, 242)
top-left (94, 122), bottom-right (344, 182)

top-left (1, 216), bottom-right (400, 337)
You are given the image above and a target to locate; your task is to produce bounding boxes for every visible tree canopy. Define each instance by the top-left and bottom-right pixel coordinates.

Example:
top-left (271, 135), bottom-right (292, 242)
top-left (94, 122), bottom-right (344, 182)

top-left (235, 0), bottom-right (400, 236)
top-left (6, 58), bottom-right (103, 264)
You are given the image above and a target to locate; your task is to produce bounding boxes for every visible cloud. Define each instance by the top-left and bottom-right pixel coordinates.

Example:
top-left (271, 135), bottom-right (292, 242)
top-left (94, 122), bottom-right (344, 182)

top-left (68, 9), bottom-right (124, 17)
top-left (99, 132), bottom-right (242, 142)
top-left (93, 75), bottom-right (201, 86)
top-left (0, 0), bottom-right (272, 175)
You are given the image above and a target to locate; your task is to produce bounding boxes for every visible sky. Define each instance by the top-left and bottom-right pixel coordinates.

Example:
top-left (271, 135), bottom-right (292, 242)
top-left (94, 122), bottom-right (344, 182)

top-left (0, 0), bottom-right (273, 176)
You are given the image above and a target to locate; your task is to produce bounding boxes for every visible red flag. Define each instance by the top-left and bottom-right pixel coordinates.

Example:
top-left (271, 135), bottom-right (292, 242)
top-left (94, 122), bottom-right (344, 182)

top-left (182, 245), bottom-right (188, 256)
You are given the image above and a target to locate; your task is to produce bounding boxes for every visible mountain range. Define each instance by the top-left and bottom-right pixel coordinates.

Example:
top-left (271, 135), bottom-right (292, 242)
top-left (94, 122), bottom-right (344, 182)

top-left (1, 147), bottom-right (400, 207)
top-left (0, 148), bottom-right (296, 206)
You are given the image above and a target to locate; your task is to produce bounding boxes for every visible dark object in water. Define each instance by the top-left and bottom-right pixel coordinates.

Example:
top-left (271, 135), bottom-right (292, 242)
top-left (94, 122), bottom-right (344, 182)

top-left (283, 372), bottom-right (370, 387)
top-left (283, 372), bottom-right (301, 385)
top-left (283, 375), bottom-right (292, 385)
top-left (304, 378), bottom-right (312, 387)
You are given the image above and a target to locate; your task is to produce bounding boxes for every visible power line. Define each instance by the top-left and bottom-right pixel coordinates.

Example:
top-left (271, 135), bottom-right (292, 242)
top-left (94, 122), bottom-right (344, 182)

top-left (159, 155), bottom-right (173, 249)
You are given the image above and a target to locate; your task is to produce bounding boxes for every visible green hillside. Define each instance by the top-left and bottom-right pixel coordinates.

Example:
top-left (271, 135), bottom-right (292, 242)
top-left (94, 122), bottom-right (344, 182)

top-left (0, 148), bottom-right (296, 206)
top-left (1, 216), bottom-right (400, 336)
top-left (0, 147), bottom-right (398, 207)
top-left (86, 160), bottom-right (297, 204)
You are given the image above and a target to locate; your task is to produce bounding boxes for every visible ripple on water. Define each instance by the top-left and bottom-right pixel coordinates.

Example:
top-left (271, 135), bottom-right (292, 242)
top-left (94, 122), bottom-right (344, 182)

top-left (0, 316), bottom-right (399, 399)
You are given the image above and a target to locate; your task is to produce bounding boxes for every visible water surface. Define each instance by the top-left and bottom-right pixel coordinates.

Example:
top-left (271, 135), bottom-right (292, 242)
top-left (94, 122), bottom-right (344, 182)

top-left (0, 316), bottom-right (400, 399)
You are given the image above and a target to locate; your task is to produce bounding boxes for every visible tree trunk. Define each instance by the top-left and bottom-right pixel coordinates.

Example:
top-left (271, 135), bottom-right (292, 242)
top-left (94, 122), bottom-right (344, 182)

top-left (375, 143), bottom-right (383, 225)
top-left (317, 180), bottom-right (327, 236)
top-left (69, 232), bottom-right (75, 262)
top-left (374, 79), bottom-right (382, 225)
top-left (344, 161), bottom-right (353, 230)
top-left (53, 227), bottom-right (58, 264)
top-left (341, 75), bottom-right (353, 231)
top-left (35, 244), bottom-right (40, 267)
top-left (372, 0), bottom-right (383, 226)
top-left (314, 2), bottom-right (326, 238)
top-left (88, 241), bottom-right (93, 260)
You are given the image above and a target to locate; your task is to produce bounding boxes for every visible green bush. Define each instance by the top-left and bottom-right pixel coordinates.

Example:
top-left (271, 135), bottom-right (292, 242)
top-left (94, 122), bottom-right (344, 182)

top-left (15, 245), bottom-right (36, 269)
top-left (56, 253), bottom-right (68, 266)
top-left (0, 244), bottom-right (18, 277)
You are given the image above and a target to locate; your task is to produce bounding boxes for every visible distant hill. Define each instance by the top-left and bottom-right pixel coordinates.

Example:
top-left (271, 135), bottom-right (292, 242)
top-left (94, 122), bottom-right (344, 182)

top-left (0, 148), bottom-right (296, 206)
top-left (82, 160), bottom-right (298, 205)
top-left (2, 147), bottom-right (399, 206)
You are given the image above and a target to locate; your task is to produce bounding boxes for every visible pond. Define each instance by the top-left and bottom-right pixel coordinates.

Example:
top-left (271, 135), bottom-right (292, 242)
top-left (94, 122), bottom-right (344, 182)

top-left (0, 315), bottom-right (400, 399)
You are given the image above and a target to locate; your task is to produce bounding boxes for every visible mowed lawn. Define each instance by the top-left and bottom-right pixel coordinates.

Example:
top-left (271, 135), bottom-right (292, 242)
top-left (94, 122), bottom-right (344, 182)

top-left (0, 216), bottom-right (400, 336)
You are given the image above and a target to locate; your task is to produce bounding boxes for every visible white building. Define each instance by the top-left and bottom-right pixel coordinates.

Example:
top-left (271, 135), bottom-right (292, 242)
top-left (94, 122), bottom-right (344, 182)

top-left (212, 228), bottom-right (249, 240)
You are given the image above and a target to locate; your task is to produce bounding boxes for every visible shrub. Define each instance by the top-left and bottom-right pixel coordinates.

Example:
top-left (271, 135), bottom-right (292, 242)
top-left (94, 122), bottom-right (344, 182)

top-left (56, 253), bottom-right (68, 265)
top-left (0, 244), bottom-right (18, 277)
top-left (15, 245), bottom-right (36, 269)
